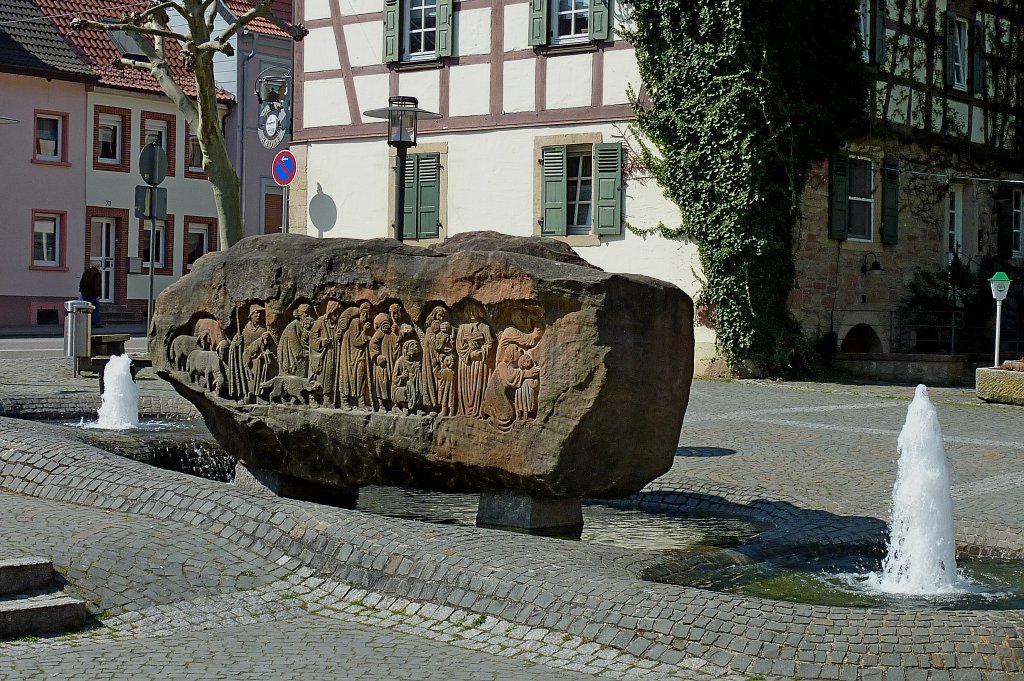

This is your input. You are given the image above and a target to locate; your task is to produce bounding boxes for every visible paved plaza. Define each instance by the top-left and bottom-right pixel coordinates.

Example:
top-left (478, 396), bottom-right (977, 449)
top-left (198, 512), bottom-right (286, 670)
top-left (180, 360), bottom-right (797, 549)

top-left (1, 349), bottom-right (1023, 679)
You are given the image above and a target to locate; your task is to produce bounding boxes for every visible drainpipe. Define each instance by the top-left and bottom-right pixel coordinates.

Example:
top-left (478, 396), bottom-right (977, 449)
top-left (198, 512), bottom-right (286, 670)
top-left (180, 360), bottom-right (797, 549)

top-left (239, 32), bottom-right (257, 233)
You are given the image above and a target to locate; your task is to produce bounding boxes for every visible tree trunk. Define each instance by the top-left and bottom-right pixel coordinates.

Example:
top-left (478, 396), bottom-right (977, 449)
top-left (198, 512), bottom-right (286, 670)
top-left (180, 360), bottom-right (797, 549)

top-left (188, 9), bottom-right (243, 248)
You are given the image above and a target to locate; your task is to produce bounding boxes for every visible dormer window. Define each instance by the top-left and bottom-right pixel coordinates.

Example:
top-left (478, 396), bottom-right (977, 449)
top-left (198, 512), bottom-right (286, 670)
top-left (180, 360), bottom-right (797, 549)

top-left (102, 18), bottom-right (150, 61)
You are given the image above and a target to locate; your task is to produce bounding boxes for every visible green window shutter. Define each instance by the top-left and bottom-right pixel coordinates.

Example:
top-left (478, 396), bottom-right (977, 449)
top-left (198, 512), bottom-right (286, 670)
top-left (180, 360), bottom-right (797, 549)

top-left (402, 154), bottom-right (418, 239)
top-left (972, 19), bottom-right (985, 95)
top-left (873, 0), bottom-right (886, 64)
top-left (541, 146), bottom-right (567, 236)
top-left (589, 0), bottom-right (611, 41)
top-left (880, 158), bottom-right (899, 245)
top-left (528, 0), bottom-right (548, 46)
top-left (417, 153), bottom-right (441, 238)
top-left (436, 0), bottom-right (453, 57)
top-left (383, 0), bottom-right (401, 63)
top-left (829, 154), bottom-right (850, 241)
top-left (944, 11), bottom-right (956, 88)
top-left (593, 142), bottom-right (622, 235)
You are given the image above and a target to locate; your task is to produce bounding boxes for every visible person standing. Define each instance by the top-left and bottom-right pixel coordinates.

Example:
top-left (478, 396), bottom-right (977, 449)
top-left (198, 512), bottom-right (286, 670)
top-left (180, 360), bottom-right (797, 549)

top-left (78, 262), bottom-right (103, 328)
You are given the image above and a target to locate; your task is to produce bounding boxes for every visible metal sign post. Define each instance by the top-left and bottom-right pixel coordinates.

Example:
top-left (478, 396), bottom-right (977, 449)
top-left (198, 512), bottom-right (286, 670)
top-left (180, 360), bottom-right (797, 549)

top-left (138, 143), bottom-right (168, 333)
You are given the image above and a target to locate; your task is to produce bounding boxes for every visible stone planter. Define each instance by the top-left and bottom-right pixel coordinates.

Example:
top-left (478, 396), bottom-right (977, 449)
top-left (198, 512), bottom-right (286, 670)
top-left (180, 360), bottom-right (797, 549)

top-left (976, 367), bottom-right (1024, 406)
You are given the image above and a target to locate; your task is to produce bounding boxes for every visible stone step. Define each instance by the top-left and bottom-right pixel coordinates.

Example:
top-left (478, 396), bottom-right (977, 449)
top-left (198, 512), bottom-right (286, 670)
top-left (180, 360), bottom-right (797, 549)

top-left (0, 557), bottom-right (54, 597)
top-left (0, 592), bottom-right (88, 639)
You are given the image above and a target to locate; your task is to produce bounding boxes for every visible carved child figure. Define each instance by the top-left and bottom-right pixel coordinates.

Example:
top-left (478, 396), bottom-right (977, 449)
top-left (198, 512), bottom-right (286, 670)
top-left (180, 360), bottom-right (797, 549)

top-left (515, 352), bottom-right (540, 422)
top-left (434, 321), bottom-right (457, 416)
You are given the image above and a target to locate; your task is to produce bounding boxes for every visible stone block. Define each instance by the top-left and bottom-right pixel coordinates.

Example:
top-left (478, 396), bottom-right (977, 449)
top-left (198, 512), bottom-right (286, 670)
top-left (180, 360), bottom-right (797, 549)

top-left (150, 232), bottom-right (694, 500)
top-left (476, 491), bottom-right (582, 534)
top-left (976, 367), bottom-right (1024, 406)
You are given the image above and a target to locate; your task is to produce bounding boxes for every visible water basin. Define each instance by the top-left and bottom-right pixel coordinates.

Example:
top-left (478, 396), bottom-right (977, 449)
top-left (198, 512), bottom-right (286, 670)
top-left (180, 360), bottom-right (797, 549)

top-left (667, 552), bottom-right (1024, 610)
top-left (357, 486), bottom-right (767, 552)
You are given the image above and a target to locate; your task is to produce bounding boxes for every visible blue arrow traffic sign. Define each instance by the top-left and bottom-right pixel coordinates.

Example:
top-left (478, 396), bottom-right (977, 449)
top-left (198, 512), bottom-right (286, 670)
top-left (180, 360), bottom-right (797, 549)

top-left (273, 149), bottom-right (297, 187)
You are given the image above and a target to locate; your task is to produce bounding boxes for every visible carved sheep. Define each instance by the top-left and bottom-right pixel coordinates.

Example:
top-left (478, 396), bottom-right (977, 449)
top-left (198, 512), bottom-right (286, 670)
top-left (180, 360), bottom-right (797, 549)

top-left (186, 349), bottom-right (225, 394)
top-left (169, 335), bottom-right (201, 371)
top-left (258, 376), bottom-right (322, 406)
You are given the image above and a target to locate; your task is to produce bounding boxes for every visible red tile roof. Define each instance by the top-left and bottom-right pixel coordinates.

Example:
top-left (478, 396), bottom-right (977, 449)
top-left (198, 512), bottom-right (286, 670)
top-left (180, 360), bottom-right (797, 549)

top-left (0, 0), bottom-right (96, 81)
top-left (34, 0), bottom-right (232, 101)
top-left (222, 0), bottom-right (293, 38)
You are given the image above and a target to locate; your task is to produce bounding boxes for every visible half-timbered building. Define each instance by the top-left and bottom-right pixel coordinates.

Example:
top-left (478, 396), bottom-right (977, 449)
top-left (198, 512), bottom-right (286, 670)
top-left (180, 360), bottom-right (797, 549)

top-left (288, 0), bottom-right (718, 370)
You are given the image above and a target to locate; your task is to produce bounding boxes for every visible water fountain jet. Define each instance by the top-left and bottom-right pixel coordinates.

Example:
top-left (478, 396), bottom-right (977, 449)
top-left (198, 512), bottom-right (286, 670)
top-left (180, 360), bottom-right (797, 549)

top-left (872, 384), bottom-right (959, 595)
top-left (93, 355), bottom-right (139, 430)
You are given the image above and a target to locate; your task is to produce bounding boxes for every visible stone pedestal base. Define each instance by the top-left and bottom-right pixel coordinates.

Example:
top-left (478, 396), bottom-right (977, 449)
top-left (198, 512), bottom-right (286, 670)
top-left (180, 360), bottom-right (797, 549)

top-left (476, 491), bottom-right (583, 537)
top-left (234, 463), bottom-right (359, 509)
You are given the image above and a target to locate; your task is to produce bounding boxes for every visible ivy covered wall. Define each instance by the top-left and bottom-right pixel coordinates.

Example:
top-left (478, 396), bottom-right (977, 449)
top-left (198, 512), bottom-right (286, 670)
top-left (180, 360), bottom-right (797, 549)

top-left (622, 0), bottom-right (871, 377)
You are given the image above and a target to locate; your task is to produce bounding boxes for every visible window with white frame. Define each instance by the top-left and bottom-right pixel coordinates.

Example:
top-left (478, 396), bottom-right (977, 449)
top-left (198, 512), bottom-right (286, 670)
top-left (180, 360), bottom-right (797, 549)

top-left (144, 119), bottom-right (167, 150)
top-left (98, 115), bottom-right (121, 163)
top-left (35, 115), bottom-right (63, 161)
top-left (552, 0), bottom-right (590, 43)
top-left (950, 16), bottom-right (969, 91)
top-left (404, 0), bottom-right (437, 60)
top-left (947, 187), bottom-right (963, 260)
top-left (1013, 189), bottom-right (1022, 256)
top-left (142, 220), bottom-right (166, 269)
top-left (187, 131), bottom-right (203, 172)
top-left (847, 158), bottom-right (874, 241)
top-left (186, 223), bottom-right (208, 269)
top-left (33, 214), bottom-right (61, 267)
top-left (383, 0), bottom-right (452, 63)
top-left (566, 152), bottom-right (593, 235)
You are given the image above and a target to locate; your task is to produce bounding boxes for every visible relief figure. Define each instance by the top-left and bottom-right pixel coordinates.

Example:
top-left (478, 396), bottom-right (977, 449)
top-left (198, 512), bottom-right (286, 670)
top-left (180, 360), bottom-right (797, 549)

top-left (433, 321), bottom-right (457, 417)
top-left (278, 303), bottom-right (315, 377)
top-left (392, 339), bottom-right (424, 415)
top-left (338, 302), bottom-right (373, 409)
top-left (309, 301), bottom-right (342, 407)
top-left (368, 313), bottom-right (396, 411)
top-left (481, 345), bottom-right (540, 431)
top-left (514, 352), bottom-right (539, 421)
top-left (227, 306), bottom-right (276, 401)
top-left (420, 306), bottom-right (450, 412)
top-left (455, 303), bottom-right (493, 418)
top-left (496, 309), bottom-right (544, 364)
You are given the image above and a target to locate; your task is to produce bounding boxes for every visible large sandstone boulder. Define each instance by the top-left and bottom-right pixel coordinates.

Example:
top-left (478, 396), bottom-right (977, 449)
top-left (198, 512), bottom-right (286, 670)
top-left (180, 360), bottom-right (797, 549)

top-left (150, 232), bottom-right (693, 499)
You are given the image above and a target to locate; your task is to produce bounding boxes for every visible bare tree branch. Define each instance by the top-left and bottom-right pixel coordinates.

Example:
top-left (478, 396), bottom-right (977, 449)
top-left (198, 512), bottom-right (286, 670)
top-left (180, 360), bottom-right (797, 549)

top-left (203, 0), bottom-right (218, 33)
top-left (139, 1), bottom-right (187, 21)
top-left (69, 17), bottom-right (185, 42)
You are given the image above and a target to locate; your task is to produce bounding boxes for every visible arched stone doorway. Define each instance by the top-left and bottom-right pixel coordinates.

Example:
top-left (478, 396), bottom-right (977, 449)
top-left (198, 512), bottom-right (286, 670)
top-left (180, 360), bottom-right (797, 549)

top-left (841, 323), bottom-right (883, 353)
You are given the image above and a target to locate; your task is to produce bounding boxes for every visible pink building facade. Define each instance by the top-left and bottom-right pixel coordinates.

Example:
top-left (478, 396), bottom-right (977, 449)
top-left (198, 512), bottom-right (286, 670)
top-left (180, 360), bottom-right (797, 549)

top-left (0, 73), bottom-right (91, 326)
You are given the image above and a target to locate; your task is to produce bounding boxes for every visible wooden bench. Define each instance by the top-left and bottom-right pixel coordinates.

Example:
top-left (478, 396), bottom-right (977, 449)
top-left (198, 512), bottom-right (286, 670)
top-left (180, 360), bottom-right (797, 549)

top-left (91, 333), bottom-right (131, 357)
top-left (74, 334), bottom-right (133, 376)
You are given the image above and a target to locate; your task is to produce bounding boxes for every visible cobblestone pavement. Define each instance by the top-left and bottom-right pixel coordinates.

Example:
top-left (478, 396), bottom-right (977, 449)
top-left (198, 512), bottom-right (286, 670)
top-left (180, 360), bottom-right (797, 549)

top-left (1, 358), bottom-right (1023, 680)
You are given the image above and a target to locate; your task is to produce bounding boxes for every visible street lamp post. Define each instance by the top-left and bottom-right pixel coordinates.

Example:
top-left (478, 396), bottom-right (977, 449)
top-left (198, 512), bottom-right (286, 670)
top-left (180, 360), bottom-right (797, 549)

top-left (989, 272), bottom-right (1012, 368)
top-left (363, 96), bottom-right (440, 242)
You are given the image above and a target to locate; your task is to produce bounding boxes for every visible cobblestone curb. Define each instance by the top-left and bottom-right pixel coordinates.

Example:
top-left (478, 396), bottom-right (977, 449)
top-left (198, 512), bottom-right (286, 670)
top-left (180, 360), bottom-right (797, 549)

top-left (1, 417), bottom-right (1022, 680)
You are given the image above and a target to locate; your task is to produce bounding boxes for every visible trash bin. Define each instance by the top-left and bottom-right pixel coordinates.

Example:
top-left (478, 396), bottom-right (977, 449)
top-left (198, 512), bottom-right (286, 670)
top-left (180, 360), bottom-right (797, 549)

top-left (64, 299), bottom-right (94, 361)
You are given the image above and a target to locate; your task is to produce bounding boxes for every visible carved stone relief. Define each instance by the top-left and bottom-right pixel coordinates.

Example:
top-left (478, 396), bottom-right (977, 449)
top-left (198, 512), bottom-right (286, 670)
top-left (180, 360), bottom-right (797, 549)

top-left (169, 298), bottom-right (544, 429)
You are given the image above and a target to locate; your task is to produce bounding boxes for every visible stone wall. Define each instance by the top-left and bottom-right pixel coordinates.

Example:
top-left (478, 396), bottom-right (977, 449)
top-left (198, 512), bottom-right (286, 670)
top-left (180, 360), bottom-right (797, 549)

top-left (790, 147), bottom-right (1013, 355)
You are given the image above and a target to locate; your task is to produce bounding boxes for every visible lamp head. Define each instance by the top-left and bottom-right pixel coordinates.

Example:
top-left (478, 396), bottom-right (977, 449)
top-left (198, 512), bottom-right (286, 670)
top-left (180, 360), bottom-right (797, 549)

top-left (990, 272), bottom-right (1011, 301)
top-left (860, 252), bottom-right (883, 275)
top-left (363, 95), bottom-right (441, 149)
